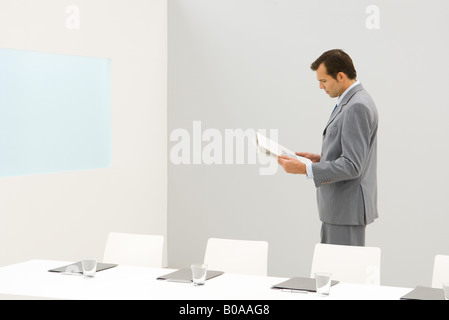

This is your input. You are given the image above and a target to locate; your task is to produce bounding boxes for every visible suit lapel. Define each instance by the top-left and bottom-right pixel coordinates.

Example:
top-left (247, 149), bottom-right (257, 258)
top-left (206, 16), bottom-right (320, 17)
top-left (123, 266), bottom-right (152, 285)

top-left (323, 84), bottom-right (364, 135)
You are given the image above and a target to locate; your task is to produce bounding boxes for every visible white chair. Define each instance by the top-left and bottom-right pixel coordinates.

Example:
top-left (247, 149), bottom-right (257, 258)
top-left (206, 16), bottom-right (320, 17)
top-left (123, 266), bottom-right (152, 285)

top-left (103, 232), bottom-right (164, 268)
top-left (310, 243), bottom-right (381, 285)
top-left (431, 255), bottom-right (449, 288)
top-left (203, 238), bottom-right (268, 276)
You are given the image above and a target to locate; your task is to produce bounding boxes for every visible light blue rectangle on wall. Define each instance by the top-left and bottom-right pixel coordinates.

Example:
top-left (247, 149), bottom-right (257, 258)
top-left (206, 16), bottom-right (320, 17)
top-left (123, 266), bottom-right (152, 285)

top-left (0, 48), bottom-right (111, 177)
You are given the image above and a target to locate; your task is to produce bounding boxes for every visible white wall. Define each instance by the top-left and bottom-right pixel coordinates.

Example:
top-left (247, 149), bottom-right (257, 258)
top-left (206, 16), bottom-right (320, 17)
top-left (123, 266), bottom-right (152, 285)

top-left (168, 0), bottom-right (449, 288)
top-left (0, 0), bottom-right (167, 265)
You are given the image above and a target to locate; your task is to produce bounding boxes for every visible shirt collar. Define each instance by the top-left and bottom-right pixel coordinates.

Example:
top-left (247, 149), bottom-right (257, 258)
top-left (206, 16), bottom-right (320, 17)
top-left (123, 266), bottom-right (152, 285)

top-left (337, 80), bottom-right (360, 107)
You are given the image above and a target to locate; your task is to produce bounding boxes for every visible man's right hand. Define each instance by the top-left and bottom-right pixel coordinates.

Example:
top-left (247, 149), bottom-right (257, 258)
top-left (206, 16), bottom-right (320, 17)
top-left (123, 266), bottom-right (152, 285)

top-left (295, 152), bottom-right (321, 163)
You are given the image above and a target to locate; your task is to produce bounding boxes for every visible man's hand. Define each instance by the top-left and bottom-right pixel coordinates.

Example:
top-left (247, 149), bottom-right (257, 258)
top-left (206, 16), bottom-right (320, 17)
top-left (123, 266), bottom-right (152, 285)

top-left (295, 152), bottom-right (321, 163)
top-left (277, 154), bottom-right (307, 175)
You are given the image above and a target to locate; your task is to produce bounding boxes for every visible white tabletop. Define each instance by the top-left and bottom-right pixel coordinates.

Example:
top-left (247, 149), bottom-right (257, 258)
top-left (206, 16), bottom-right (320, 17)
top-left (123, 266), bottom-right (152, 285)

top-left (0, 260), bottom-right (412, 300)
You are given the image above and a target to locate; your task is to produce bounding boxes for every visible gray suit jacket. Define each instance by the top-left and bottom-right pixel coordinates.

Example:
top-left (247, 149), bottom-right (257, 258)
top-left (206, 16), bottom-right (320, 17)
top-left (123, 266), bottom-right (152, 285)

top-left (312, 83), bottom-right (378, 226)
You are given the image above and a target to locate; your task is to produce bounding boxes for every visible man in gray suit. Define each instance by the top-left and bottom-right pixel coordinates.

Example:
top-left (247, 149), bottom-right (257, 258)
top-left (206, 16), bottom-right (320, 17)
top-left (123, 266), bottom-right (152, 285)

top-left (278, 49), bottom-right (378, 246)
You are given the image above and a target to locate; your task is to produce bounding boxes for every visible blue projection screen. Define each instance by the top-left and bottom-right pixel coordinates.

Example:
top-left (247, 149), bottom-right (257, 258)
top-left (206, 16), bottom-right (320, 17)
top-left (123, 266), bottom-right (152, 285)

top-left (0, 48), bottom-right (111, 177)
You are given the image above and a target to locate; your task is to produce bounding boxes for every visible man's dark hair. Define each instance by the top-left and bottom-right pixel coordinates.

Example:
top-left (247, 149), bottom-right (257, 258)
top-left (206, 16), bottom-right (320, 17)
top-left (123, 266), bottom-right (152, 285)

top-left (310, 49), bottom-right (357, 80)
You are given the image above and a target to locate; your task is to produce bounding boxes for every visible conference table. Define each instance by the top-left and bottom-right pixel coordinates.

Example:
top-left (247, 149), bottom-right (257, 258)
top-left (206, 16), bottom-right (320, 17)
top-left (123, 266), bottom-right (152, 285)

top-left (0, 259), bottom-right (412, 301)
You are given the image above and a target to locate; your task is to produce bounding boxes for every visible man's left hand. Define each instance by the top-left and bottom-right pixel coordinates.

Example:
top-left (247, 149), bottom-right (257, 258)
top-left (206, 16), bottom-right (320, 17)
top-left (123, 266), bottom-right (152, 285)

top-left (277, 155), bottom-right (307, 175)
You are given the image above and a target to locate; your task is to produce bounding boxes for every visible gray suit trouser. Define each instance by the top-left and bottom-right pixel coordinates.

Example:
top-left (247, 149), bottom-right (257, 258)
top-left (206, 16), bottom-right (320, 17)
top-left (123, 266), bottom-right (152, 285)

top-left (320, 223), bottom-right (366, 247)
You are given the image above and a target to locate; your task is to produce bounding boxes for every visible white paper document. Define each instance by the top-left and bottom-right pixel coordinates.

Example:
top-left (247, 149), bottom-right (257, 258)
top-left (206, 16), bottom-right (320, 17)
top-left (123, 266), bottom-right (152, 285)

top-left (255, 131), bottom-right (312, 165)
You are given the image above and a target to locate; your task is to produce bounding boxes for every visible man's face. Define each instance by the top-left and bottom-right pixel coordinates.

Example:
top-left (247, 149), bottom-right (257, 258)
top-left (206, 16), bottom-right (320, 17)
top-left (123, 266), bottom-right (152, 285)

top-left (316, 63), bottom-right (343, 98)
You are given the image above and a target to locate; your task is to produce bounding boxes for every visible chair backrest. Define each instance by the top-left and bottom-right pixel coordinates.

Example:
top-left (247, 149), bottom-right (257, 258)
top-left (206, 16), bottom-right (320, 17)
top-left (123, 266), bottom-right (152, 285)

top-left (310, 243), bottom-right (381, 285)
top-left (103, 232), bottom-right (164, 268)
top-left (203, 238), bottom-right (268, 276)
top-left (432, 255), bottom-right (449, 288)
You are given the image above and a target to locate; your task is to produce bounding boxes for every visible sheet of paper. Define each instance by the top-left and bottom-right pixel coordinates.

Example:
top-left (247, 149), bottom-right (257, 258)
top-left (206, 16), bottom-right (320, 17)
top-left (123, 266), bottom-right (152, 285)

top-left (256, 131), bottom-right (312, 165)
